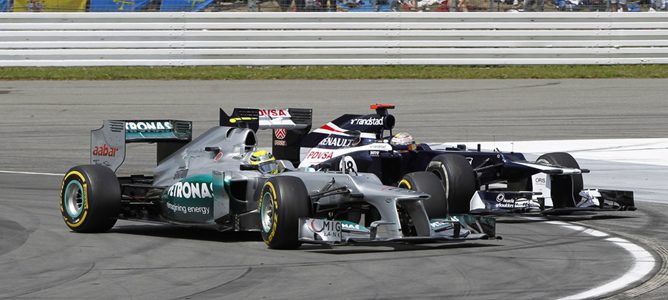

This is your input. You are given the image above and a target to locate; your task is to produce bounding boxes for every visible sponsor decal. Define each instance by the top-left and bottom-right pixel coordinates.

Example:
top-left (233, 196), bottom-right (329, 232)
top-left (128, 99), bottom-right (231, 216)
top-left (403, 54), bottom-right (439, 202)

top-left (492, 193), bottom-right (528, 208)
top-left (167, 181), bottom-right (213, 199)
top-left (125, 121), bottom-right (173, 132)
top-left (92, 144), bottom-right (118, 157)
top-left (165, 202), bottom-right (210, 216)
top-left (535, 177), bottom-right (546, 184)
top-left (350, 117), bottom-right (383, 126)
top-left (465, 157), bottom-right (474, 165)
top-left (341, 222), bottom-right (367, 232)
top-left (162, 175), bottom-right (214, 222)
top-left (259, 109), bottom-right (289, 118)
top-left (305, 150), bottom-right (333, 160)
top-left (274, 128), bottom-right (287, 140)
top-left (369, 143), bottom-right (389, 150)
top-left (308, 219), bottom-right (342, 239)
top-left (318, 136), bottom-right (354, 148)
top-left (497, 202), bottom-right (529, 209)
top-left (274, 140), bottom-right (287, 146)
top-left (213, 152), bottom-right (224, 161)
top-left (370, 151), bottom-right (380, 157)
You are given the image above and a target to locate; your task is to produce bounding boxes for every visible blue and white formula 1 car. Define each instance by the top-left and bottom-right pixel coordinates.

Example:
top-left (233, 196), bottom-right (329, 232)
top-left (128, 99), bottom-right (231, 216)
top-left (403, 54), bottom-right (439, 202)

top-left (297, 104), bottom-right (636, 217)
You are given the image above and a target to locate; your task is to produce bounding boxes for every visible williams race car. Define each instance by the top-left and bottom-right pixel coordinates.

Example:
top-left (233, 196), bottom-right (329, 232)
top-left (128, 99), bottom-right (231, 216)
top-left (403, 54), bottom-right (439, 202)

top-left (60, 108), bottom-right (494, 249)
top-left (297, 104), bottom-right (636, 217)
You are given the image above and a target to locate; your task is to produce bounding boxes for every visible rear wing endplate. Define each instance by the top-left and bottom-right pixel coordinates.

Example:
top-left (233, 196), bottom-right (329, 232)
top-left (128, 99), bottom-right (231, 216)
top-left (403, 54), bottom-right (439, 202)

top-left (91, 120), bottom-right (192, 172)
top-left (219, 108), bottom-right (312, 166)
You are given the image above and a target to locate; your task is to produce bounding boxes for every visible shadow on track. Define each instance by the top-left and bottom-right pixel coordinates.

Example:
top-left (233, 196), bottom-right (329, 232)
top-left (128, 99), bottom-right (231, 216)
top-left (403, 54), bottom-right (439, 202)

top-left (304, 242), bottom-right (498, 255)
top-left (112, 224), bottom-right (262, 243)
top-left (111, 224), bottom-right (499, 254)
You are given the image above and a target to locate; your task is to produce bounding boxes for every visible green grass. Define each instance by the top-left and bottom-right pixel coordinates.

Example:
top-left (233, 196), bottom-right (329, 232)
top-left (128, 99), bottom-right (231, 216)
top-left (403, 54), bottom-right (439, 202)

top-left (1, 65), bottom-right (668, 80)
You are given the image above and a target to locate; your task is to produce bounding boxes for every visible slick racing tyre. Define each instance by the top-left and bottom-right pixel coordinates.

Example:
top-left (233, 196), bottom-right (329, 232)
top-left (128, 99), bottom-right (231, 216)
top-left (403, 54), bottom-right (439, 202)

top-left (399, 172), bottom-right (448, 218)
top-left (259, 176), bottom-right (311, 249)
top-left (60, 165), bottom-right (121, 233)
top-left (536, 152), bottom-right (584, 208)
top-left (426, 154), bottom-right (477, 215)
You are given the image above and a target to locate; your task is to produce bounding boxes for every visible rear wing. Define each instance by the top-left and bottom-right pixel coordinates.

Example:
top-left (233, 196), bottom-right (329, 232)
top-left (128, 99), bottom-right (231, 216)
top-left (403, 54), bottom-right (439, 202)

top-left (302, 103), bottom-right (396, 148)
top-left (91, 120), bottom-right (192, 172)
top-left (219, 108), bottom-right (312, 166)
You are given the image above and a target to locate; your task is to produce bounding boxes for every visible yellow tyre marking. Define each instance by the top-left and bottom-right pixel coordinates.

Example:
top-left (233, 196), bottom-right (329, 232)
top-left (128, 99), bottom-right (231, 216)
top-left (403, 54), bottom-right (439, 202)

top-left (398, 179), bottom-right (412, 190)
top-left (263, 181), bottom-right (279, 244)
top-left (61, 170), bottom-right (89, 228)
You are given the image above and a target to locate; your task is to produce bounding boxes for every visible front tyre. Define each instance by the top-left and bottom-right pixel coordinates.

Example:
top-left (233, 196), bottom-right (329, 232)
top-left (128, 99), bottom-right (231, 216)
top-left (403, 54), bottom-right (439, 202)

top-left (399, 172), bottom-right (448, 218)
top-left (536, 152), bottom-right (584, 208)
top-left (60, 165), bottom-right (120, 233)
top-left (259, 176), bottom-right (310, 249)
top-left (426, 154), bottom-right (477, 215)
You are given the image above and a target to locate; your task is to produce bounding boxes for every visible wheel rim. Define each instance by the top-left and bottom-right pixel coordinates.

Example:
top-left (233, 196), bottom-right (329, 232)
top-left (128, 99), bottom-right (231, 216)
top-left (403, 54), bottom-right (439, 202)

top-left (261, 191), bottom-right (275, 233)
top-left (64, 180), bottom-right (84, 218)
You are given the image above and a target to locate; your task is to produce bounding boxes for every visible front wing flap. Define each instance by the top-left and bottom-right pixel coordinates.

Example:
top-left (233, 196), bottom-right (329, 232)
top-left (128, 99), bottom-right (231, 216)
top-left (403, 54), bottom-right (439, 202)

top-left (470, 189), bottom-right (635, 215)
top-left (298, 215), bottom-right (495, 246)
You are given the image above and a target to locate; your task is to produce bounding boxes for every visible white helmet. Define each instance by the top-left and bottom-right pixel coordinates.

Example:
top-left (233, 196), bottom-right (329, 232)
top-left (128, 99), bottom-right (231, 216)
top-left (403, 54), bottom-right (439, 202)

top-left (390, 132), bottom-right (414, 146)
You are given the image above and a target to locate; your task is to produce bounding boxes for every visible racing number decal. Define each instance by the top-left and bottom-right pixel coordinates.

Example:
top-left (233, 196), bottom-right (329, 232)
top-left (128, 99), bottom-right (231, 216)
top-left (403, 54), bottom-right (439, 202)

top-left (339, 156), bottom-right (358, 174)
top-left (60, 170), bottom-right (89, 228)
top-left (260, 181), bottom-right (279, 244)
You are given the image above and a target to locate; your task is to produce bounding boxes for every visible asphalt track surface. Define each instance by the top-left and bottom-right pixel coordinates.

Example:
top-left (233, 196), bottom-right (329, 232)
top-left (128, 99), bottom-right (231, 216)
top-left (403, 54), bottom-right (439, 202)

top-left (1, 80), bottom-right (668, 299)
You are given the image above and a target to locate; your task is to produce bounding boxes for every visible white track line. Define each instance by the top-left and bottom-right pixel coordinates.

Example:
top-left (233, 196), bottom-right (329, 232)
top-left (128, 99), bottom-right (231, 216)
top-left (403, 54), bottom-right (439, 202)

top-left (0, 170), bottom-right (62, 176)
top-left (542, 220), bottom-right (656, 300)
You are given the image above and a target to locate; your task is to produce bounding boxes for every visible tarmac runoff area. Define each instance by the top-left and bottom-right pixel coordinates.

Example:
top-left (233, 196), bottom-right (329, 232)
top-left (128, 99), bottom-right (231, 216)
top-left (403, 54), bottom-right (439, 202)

top-left (0, 79), bottom-right (667, 299)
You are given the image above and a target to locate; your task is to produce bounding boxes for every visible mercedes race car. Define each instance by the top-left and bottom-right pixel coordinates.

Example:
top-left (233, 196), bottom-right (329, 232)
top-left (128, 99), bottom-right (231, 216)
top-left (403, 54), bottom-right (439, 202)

top-left (297, 104), bottom-right (636, 216)
top-left (59, 108), bottom-right (494, 249)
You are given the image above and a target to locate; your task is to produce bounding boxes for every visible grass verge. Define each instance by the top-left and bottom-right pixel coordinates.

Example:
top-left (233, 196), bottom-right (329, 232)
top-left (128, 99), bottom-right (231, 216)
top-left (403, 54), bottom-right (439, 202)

top-left (1, 65), bottom-right (668, 80)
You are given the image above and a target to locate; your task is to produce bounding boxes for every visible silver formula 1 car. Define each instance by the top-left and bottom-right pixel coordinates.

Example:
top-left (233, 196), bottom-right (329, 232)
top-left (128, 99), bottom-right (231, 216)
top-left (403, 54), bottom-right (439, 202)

top-left (59, 108), bottom-right (494, 249)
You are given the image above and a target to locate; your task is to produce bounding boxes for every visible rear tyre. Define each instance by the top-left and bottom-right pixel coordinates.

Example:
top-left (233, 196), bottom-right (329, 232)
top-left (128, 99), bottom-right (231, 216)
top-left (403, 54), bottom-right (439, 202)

top-left (259, 176), bottom-right (311, 249)
top-left (60, 165), bottom-right (120, 233)
top-left (425, 154), bottom-right (477, 214)
top-left (398, 171), bottom-right (447, 218)
top-left (535, 152), bottom-right (584, 208)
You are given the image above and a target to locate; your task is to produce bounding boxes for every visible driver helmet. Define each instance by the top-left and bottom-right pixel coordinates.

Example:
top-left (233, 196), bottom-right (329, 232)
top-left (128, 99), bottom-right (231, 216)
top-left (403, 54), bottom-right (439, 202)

top-left (247, 150), bottom-right (279, 174)
top-left (390, 132), bottom-right (415, 146)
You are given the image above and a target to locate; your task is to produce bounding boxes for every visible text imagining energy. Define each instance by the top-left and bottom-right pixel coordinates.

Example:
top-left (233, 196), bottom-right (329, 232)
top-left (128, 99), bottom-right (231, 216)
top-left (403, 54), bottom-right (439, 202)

top-left (166, 202), bottom-right (210, 216)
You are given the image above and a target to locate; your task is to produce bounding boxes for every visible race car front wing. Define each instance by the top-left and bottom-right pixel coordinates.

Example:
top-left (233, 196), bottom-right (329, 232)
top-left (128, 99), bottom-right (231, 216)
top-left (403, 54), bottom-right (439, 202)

top-left (298, 215), bottom-right (495, 246)
top-left (469, 189), bottom-right (635, 215)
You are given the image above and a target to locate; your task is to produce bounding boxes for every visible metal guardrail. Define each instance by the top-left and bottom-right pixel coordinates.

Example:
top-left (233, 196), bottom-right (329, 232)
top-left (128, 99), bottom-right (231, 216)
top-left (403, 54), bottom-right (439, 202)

top-left (1, 12), bottom-right (668, 66)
